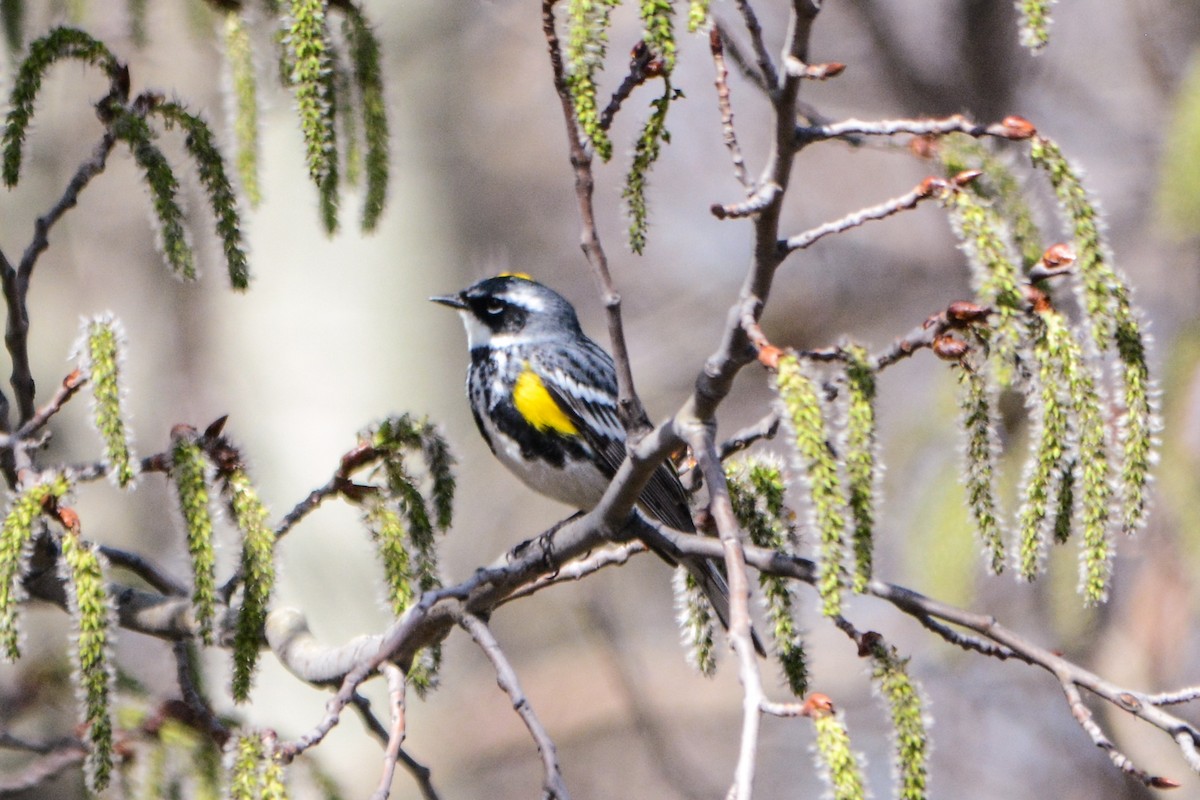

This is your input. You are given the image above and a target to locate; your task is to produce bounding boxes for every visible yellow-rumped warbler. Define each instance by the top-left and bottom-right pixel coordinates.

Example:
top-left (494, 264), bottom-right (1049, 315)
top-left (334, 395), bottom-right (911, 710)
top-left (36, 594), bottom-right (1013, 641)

top-left (433, 273), bottom-right (758, 647)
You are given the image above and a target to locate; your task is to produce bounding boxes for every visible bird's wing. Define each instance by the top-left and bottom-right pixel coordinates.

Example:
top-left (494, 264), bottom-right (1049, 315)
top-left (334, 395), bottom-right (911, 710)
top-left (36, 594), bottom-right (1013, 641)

top-left (534, 341), bottom-right (695, 532)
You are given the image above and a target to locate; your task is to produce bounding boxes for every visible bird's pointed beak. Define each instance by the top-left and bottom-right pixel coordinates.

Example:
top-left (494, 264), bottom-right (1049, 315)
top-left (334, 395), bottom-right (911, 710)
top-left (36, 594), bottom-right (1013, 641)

top-left (430, 293), bottom-right (467, 310)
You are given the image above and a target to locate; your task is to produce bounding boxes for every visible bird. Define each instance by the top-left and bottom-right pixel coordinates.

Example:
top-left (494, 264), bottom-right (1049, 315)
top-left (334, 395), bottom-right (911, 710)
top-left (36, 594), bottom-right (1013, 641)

top-left (431, 273), bottom-right (761, 652)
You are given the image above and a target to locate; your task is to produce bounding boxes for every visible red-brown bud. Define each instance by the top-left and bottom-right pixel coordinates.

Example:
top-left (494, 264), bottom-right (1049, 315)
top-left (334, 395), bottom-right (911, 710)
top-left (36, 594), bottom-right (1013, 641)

top-left (917, 176), bottom-right (947, 197)
top-left (932, 333), bottom-right (970, 361)
top-left (946, 301), bottom-right (991, 325)
top-left (951, 169), bottom-right (984, 187)
top-left (757, 345), bottom-right (783, 370)
top-left (1148, 776), bottom-right (1181, 789)
top-left (1022, 284), bottom-right (1052, 314)
top-left (1041, 242), bottom-right (1075, 270)
top-left (802, 693), bottom-right (836, 717)
top-left (1001, 115), bottom-right (1037, 139)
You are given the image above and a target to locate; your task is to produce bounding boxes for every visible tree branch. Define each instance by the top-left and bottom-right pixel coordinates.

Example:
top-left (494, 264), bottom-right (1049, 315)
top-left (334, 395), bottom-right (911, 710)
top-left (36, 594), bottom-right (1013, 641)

top-left (369, 663), bottom-right (408, 800)
top-left (459, 612), bottom-right (571, 800)
top-left (542, 0), bottom-right (648, 436)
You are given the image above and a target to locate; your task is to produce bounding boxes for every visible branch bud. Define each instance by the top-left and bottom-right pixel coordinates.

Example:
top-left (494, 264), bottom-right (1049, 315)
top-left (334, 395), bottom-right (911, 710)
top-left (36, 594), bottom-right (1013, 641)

top-left (802, 692), bottom-right (835, 717)
top-left (951, 169), bottom-right (984, 187)
top-left (1000, 115), bottom-right (1037, 139)
top-left (945, 300), bottom-right (991, 326)
top-left (932, 333), bottom-right (970, 361)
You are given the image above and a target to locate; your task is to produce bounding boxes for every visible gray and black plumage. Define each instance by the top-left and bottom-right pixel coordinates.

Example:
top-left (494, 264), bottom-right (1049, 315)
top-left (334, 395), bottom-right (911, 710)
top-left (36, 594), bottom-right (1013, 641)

top-left (432, 274), bottom-right (757, 649)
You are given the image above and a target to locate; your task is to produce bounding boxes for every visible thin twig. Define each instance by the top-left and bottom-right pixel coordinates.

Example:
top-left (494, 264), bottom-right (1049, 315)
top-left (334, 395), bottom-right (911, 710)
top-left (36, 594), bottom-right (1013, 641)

top-left (0, 744), bottom-right (87, 794)
top-left (6, 132), bottom-right (120, 429)
top-left (99, 544), bottom-right (190, 596)
top-left (502, 541), bottom-right (646, 603)
top-left (719, 410), bottom-right (782, 460)
top-left (1148, 687), bottom-right (1200, 706)
top-left (1059, 677), bottom-right (1165, 787)
top-left (794, 113), bottom-right (1036, 148)
top-left (349, 693), bottom-right (440, 800)
top-left (172, 641), bottom-right (231, 744)
top-left (459, 612), bottom-right (571, 800)
top-left (779, 175), bottom-right (945, 254)
top-left (713, 18), bottom-right (769, 94)
top-left (598, 41), bottom-right (658, 132)
top-left (734, 0), bottom-right (779, 91)
top-left (681, 424), bottom-right (763, 800)
top-left (709, 29), bottom-right (752, 191)
top-left (711, 181), bottom-right (779, 220)
top-left (542, 0), bottom-right (648, 437)
top-left (9, 369), bottom-right (86, 442)
top-left (274, 477), bottom-right (340, 539)
top-left (369, 663), bottom-right (408, 800)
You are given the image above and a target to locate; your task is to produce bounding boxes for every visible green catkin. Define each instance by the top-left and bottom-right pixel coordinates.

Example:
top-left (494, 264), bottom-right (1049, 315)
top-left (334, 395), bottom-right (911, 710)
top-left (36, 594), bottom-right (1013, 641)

top-left (674, 568), bottom-right (716, 676)
top-left (843, 345), bottom-right (878, 593)
top-left (565, 0), bottom-right (620, 161)
top-left (61, 534), bottom-right (115, 792)
top-left (623, 82), bottom-right (673, 254)
top-left (957, 363), bottom-right (1005, 573)
top-left (726, 458), bottom-right (807, 695)
top-left (153, 101), bottom-right (250, 289)
top-left (224, 12), bottom-right (261, 207)
top-left (1016, 0), bottom-right (1054, 52)
top-left (867, 642), bottom-right (929, 800)
top-left (0, 474), bottom-right (71, 660)
top-left (3, 27), bottom-right (119, 186)
top-left (1030, 135), bottom-right (1155, 539)
top-left (83, 317), bottom-right (137, 488)
top-left (811, 706), bottom-right (867, 800)
top-left (228, 734), bottom-right (262, 800)
top-left (945, 189), bottom-right (1025, 379)
top-left (287, 0), bottom-right (339, 231)
top-left (364, 502), bottom-right (413, 617)
top-left (1017, 314), bottom-right (1072, 580)
top-left (171, 433), bottom-right (217, 645)
top-left (344, 5), bottom-right (389, 232)
top-left (227, 469), bottom-right (275, 702)
top-left (110, 109), bottom-right (196, 280)
top-left (775, 355), bottom-right (848, 616)
top-left (687, 0), bottom-right (709, 32)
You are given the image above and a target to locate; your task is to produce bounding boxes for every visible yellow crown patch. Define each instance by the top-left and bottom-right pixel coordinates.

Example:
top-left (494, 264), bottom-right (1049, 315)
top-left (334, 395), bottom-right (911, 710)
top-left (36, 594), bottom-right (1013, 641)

top-left (498, 271), bottom-right (534, 281)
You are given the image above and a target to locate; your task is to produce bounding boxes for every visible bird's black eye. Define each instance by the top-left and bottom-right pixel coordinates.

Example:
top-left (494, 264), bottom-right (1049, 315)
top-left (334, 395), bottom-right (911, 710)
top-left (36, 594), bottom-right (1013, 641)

top-left (485, 299), bottom-right (505, 315)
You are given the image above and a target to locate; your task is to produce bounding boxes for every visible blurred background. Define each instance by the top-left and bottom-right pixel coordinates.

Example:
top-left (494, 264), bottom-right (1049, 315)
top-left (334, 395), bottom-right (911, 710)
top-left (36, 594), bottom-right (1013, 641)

top-left (2, 0), bottom-right (1200, 798)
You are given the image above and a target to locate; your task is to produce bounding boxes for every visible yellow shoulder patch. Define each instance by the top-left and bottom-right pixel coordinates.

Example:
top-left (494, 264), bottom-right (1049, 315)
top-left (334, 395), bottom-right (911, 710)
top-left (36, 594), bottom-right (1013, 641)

top-left (513, 363), bottom-right (578, 435)
top-left (498, 271), bottom-right (533, 281)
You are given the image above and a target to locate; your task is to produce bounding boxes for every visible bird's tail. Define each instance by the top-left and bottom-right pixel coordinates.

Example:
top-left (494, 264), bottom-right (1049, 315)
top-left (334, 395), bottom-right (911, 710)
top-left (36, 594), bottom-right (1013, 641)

top-left (634, 513), bottom-right (767, 657)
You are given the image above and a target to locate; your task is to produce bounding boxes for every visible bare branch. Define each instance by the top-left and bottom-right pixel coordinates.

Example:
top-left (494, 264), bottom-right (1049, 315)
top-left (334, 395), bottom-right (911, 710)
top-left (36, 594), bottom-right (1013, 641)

top-left (599, 41), bottom-right (659, 132)
top-left (780, 175), bottom-right (946, 254)
top-left (7, 369), bottom-right (86, 443)
top-left (713, 18), bottom-right (769, 94)
top-left (369, 663), bottom-right (408, 800)
top-left (459, 612), bottom-right (571, 800)
top-left (0, 743), bottom-right (87, 795)
top-left (794, 113), bottom-right (1037, 148)
top-left (541, 0), bottom-right (648, 437)
top-left (733, 0), bottom-right (779, 90)
top-left (4, 133), bottom-right (120, 431)
top-left (350, 693), bottom-right (440, 800)
top-left (1148, 687), bottom-right (1200, 706)
top-left (1059, 678), bottom-right (1167, 787)
top-left (709, 28), bottom-right (752, 191)
top-left (718, 410), bottom-right (782, 460)
top-left (99, 544), bottom-right (189, 597)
